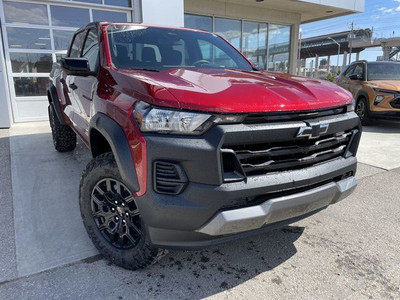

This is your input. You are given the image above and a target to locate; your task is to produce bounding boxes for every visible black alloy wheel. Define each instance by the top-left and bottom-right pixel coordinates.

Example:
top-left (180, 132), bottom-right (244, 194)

top-left (91, 178), bottom-right (141, 249)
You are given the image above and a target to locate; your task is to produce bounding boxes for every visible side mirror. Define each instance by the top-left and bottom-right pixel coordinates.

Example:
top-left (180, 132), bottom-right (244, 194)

top-left (349, 74), bottom-right (362, 81)
top-left (61, 57), bottom-right (95, 76)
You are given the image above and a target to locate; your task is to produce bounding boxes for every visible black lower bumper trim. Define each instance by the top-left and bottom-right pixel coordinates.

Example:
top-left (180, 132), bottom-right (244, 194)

top-left (147, 207), bottom-right (325, 250)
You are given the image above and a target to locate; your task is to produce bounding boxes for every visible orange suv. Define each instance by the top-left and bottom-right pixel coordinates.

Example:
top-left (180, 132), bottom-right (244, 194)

top-left (335, 61), bottom-right (400, 125)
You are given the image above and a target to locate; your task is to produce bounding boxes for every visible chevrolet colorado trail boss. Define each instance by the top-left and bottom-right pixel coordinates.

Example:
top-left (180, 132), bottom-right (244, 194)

top-left (48, 22), bottom-right (361, 270)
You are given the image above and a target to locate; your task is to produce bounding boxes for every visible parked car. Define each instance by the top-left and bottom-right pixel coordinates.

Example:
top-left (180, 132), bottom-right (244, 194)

top-left (48, 22), bottom-right (361, 270)
top-left (334, 60), bottom-right (400, 125)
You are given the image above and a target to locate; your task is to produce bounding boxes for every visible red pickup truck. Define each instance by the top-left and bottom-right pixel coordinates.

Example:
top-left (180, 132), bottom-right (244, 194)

top-left (48, 22), bottom-right (361, 270)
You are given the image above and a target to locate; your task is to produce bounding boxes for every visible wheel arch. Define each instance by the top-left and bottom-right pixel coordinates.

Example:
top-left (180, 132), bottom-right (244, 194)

top-left (47, 83), bottom-right (66, 125)
top-left (355, 90), bottom-right (371, 111)
top-left (89, 113), bottom-right (140, 193)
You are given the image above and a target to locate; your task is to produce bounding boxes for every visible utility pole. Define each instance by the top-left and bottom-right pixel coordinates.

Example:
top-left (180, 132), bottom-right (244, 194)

top-left (348, 21), bottom-right (354, 64)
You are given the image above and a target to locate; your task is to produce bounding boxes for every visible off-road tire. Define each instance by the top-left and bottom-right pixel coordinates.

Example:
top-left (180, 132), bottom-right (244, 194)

top-left (79, 152), bottom-right (166, 270)
top-left (48, 105), bottom-right (77, 152)
top-left (356, 97), bottom-right (373, 126)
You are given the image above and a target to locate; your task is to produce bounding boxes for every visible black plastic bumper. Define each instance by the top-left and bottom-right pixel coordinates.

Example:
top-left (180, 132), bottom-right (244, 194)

top-left (135, 112), bottom-right (361, 249)
top-left (370, 111), bottom-right (400, 120)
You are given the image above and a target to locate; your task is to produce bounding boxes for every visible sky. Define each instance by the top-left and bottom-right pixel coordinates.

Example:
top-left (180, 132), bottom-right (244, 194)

top-left (300, 0), bottom-right (400, 62)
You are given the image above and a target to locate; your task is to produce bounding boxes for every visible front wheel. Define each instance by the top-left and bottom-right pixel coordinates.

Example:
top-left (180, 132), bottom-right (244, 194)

top-left (355, 98), bottom-right (373, 126)
top-left (79, 152), bottom-right (166, 270)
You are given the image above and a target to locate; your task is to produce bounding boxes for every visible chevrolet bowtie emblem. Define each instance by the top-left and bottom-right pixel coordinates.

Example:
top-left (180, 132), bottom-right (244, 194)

top-left (296, 124), bottom-right (329, 139)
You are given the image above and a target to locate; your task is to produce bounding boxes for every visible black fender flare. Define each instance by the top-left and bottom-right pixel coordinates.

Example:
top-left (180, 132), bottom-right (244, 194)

top-left (89, 113), bottom-right (140, 193)
top-left (355, 90), bottom-right (371, 112)
top-left (47, 83), bottom-right (66, 125)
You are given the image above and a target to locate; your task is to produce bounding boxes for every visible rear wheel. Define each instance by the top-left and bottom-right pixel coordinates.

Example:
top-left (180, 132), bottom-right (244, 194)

top-left (79, 152), bottom-right (166, 270)
top-left (356, 98), bottom-right (373, 126)
top-left (48, 104), bottom-right (77, 152)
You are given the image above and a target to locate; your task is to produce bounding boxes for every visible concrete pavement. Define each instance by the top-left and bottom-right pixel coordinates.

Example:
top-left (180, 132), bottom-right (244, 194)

top-left (0, 120), bottom-right (400, 299)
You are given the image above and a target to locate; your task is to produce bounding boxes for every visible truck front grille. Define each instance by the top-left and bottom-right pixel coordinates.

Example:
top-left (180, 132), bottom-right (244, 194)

top-left (222, 129), bottom-right (358, 177)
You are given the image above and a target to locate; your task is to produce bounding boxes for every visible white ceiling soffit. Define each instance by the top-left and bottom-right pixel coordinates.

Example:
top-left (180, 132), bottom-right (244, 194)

top-left (217, 0), bottom-right (365, 23)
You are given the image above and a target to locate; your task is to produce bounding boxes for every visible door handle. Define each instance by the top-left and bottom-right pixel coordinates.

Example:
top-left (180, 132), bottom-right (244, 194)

top-left (69, 83), bottom-right (78, 90)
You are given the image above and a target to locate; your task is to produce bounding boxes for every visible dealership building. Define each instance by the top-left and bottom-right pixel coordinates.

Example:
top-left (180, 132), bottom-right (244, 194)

top-left (0, 0), bottom-right (364, 127)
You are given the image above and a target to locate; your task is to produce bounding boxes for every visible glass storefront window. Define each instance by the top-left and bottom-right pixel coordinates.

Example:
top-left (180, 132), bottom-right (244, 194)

top-left (104, 0), bottom-right (131, 8)
top-left (56, 54), bottom-right (67, 63)
top-left (10, 53), bottom-right (52, 73)
top-left (242, 21), bottom-right (268, 70)
top-left (184, 14), bottom-right (212, 32)
top-left (92, 10), bottom-right (128, 22)
top-left (3, 1), bottom-right (48, 25)
top-left (268, 24), bottom-right (291, 73)
top-left (53, 30), bottom-right (75, 50)
top-left (72, 0), bottom-right (102, 4)
top-left (7, 28), bottom-right (51, 49)
top-left (14, 77), bottom-right (48, 97)
top-left (214, 18), bottom-right (241, 50)
top-left (50, 6), bottom-right (90, 28)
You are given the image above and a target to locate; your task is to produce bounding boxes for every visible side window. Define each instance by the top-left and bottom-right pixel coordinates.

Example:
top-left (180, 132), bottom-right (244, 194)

top-left (69, 31), bottom-right (86, 58)
top-left (344, 65), bottom-right (356, 78)
top-left (82, 29), bottom-right (99, 72)
top-left (352, 64), bottom-right (364, 79)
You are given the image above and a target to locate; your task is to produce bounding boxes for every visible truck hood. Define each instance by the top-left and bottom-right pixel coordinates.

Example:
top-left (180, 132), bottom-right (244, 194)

top-left (120, 68), bottom-right (353, 113)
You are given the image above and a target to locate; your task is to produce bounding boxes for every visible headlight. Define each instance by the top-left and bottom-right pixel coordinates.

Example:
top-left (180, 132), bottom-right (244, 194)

top-left (133, 101), bottom-right (244, 135)
top-left (347, 99), bottom-right (356, 112)
top-left (375, 95), bottom-right (385, 103)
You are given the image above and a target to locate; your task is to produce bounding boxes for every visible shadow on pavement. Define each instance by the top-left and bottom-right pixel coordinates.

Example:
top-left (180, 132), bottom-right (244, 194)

top-left (81, 225), bottom-right (304, 299)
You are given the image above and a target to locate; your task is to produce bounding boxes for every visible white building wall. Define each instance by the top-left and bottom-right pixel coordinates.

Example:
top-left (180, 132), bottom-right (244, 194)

top-left (0, 34), bottom-right (11, 128)
top-left (298, 0), bottom-right (364, 12)
top-left (140, 0), bottom-right (184, 27)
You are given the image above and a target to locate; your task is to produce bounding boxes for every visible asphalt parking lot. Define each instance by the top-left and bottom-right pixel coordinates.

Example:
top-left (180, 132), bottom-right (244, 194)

top-left (0, 120), bottom-right (400, 299)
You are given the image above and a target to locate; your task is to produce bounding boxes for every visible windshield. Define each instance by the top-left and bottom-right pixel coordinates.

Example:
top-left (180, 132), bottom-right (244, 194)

top-left (368, 63), bottom-right (400, 81)
top-left (106, 25), bottom-right (253, 72)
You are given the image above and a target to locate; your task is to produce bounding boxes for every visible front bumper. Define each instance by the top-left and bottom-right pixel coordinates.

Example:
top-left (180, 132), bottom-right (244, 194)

top-left (197, 176), bottom-right (356, 236)
top-left (135, 112), bottom-right (361, 249)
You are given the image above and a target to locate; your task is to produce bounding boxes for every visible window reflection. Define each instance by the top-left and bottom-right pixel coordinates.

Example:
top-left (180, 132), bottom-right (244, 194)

top-left (14, 77), bottom-right (48, 97)
top-left (104, 0), bottom-right (131, 8)
top-left (50, 6), bottom-right (90, 27)
top-left (3, 1), bottom-right (48, 25)
top-left (7, 28), bottom-right (51, 49)
top-left (242, 21), bottom-right (268, 70)
top-left (214, 18), bottom-right (241, 50)
top-left (184, 14), bottom-right (212, 32)
top-left (268, 24), bottom-right (291, 73)
top-left (92, 10), bottom-right (127, 22)
top-left (54, 30), bottom-right (75, 50)
top-left (72, 0), bottom-right (102, 4)
top-left (10, 53), bottom-right (52, 73)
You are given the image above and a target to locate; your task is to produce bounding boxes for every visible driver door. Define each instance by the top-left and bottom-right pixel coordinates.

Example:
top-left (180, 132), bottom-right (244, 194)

top-left (67, 28), bottom-right (99, 139)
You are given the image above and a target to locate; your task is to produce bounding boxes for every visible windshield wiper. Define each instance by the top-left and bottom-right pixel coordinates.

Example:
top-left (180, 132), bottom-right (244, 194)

top-left (131, 68), bottom-right (160, 72)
